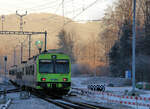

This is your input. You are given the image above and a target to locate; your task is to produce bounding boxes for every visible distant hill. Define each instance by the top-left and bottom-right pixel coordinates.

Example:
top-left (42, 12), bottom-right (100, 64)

top-left (0, 13), bottom-right (101, 70)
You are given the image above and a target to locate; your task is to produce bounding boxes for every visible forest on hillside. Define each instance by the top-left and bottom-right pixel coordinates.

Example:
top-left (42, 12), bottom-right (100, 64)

top-left (57, 0), bottom-right (150, 82)
top-left (104, 0), bottom-right (150, 82)
top-left (0, 0), bottom-right (150, 83)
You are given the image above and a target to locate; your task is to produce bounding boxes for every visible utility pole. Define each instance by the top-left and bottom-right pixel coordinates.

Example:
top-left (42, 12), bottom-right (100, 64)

top-left (146, 0), bottom-right (150, 37)
top-left (1, 15), bottom-right (5, 31)
top-left (14, 48), bottom-right (16, 65)
top-left (62, 0), bottom-right (65, 26)
top-left (72, 0), bottom-right (75, 18)
top-left (44, 31), bottom-right (47, 52)
top-left (82, 0), bottom-right (85, 11)
top-left (16, 10), bottom-right (27, 62)
top-left (16, 11), bottom-right (27, 31)
top-left (93, 37), bottom-right (96, 77)
top-left (28, 35), bottom-right (31, 59)
top-left (132, 0), bottom-right (136, 93)
top-left (21, 43), bottom-right (23, 63)
top-left (4, 56), bottom-right (7, 83)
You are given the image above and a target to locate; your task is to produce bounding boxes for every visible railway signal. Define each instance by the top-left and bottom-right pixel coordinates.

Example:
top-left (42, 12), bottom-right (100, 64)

top-left (0, 31), bottom-right (47, 58)
top-left (4, 56), bottom-right (7, 83)
top-left (35, 40), bottom-right (43, 54)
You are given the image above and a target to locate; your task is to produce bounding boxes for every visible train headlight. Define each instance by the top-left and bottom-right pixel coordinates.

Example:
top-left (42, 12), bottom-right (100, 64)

top-left (63, 78), bottom-right (68, 82)
top-left (52, 55), bottom-right (56, 59)
top-left (41, 78), bottom-right (46, 81)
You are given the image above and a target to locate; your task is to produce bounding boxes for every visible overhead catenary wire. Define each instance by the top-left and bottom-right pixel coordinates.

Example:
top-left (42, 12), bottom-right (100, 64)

top-left (27, 2), bottom-right (62, 12)
top-left (25, 0), bottom-right (61, 11)
top-left (65, 0), bottom-right (99, 24)
top-left (6, 0), bottom-right (99, 65)
top-left (0, 0), bottom-right (62, 14)
top-left (24, 0), bottom-right (72, 13)
top-left (46, 0), bottom-right (100, 35)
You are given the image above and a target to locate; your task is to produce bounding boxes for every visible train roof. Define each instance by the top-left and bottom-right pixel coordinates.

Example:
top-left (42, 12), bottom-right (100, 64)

top-left (42, 49), bottom-right (65, 54)
top-left (9, 49), bottom-right (68, 69)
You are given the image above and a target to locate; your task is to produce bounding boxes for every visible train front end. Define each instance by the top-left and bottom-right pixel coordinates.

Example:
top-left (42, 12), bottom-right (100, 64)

top-left (36, 53), bottom-right (71, 95)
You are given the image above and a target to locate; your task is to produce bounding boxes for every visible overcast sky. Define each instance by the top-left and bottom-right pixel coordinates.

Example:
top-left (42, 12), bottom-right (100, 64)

top-left (0, 0), bottom-right (116, 21)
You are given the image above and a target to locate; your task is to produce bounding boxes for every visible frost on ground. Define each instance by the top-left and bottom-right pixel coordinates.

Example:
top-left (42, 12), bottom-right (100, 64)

top-left (72, 76), bottom-right (132, 87)
top-left (65, 95), bottom-right (133, 109)
top-left (7, 93), bottom-right (62, 109)
top-left (71, 76), bottom-right (150, 109)
top-left (0, 76), bottom-right (61, 109)
top-left (71, 76), bottom-right (150, 95)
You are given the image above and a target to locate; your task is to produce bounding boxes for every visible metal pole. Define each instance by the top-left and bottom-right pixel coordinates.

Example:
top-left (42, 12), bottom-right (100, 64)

top-left (1, 15), bottom-right (5, 31)
top-left (16, 11), bottom-right (27, 31)
top-left (44, 31), bottom-right (47, 52)
top-left (21, 43), bottom-right (23, 63)
top-left (4, 56), bottom-right (7, 83)
top-left (29, 35), bottom-right (31, 59)
top-left (2, 20), bottom-right (3, 31)
top-left (62, 0), bottom-right (64, 25)
top-left (14, 48), bottom-right (16, 65)
top-left (4, 59), bottom-right (6, 82)
top-left (132, 0), bottom-right (136, 93)
top-left (20, 16), bottom-right (23, 31)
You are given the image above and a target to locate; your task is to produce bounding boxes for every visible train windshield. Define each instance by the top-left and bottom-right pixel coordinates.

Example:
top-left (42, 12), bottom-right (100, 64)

top-left (55, 60), bottom-right (69, 73)
top-left (39, 60), bottom-right (53, 73)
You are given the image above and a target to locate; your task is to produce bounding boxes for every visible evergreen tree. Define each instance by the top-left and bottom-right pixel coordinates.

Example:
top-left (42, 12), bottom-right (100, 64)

top-left (109, 41), bottom-right (120, 76)
top-left (109, 20), bottom-right (132, 77)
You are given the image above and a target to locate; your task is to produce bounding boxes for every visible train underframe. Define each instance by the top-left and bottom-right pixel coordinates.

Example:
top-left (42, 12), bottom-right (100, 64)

top-left (10, 80), bottom-right (70, 96)
top-left (37, 82), bottom-right (71, 95)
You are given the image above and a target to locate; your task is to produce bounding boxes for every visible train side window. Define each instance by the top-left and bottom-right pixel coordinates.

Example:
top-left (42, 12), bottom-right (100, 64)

top-left (30, 66), bottom-right (32, 75)
top-left (12, 70), bottom-right (14, 75)
top-left (9, 70), bottom-right (12, 75)
top-left (22, 68), bottom-right (24, 75)
top-left (32, 65), bottom-right (34, 75)
top-left (25, 67), bottom-right (27, 75)
top-left (29, 65), bottom-right (34, 75)
top-left (26, 67), bottom-right (29, 75)
top-left (14, 70), bottom-right (17, 75)
top-left (27, 66), bottom-right (30, 75)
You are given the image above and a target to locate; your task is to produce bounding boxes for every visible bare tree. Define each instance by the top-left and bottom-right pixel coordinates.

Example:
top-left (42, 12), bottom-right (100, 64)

top-left (57, 29), bottom-right (75, 63)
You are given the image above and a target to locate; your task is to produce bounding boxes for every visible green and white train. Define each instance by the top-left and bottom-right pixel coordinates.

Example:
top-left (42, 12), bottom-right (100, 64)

top-left (9, 50), bottom-right (71, 95)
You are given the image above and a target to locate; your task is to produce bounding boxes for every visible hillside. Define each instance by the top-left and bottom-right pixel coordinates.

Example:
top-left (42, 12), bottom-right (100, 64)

top-left (0, 13), bottom-right (101, 70)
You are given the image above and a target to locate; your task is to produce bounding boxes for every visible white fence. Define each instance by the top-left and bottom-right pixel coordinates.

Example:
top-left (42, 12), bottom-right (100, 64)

top-left (72, 88), bottom-right (150, 109)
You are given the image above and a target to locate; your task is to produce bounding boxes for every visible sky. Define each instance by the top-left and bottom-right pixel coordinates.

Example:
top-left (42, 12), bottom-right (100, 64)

top-left (0, 0), bottom-right (116, 21)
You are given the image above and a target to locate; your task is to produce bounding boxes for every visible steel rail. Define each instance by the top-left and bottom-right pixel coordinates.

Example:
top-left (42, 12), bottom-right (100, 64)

top-left (31, 91), bottom-right (81, 109)
top-left (61, 98), bottom-right (109, 109)
top-left (0, 88), bottom-right (20, 94)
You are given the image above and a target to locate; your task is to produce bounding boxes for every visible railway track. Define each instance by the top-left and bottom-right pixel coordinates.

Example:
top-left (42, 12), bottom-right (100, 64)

top-left (4, 83), bottom-right (109, 109)
top-left (61, 98), bottom-right (109, 109)
top-left (31, 91), bottom-right (109, 109)
top-left (6, 83), bottom-right (109, 109)
top-left (0, 88), bottom-right (20, 94)
top-left (31, 91), bottom-right (79, 109)
top-left (55, 99), bottom-right (109, 109)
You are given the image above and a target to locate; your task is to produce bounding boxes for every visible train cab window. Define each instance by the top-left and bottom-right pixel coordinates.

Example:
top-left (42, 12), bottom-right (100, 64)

top-left (55, 60), bottom-right (69, 73)
top-left (39, 60), bottom-right (53, 73)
